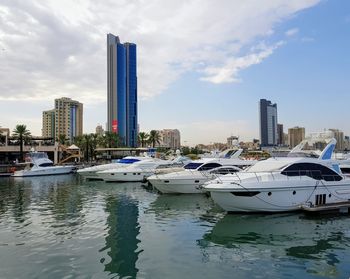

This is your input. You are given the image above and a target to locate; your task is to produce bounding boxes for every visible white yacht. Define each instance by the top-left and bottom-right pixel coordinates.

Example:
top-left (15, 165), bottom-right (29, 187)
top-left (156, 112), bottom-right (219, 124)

top-left (96, 158), bottom-right (175, 182)
top-left (12, 152), bottom-right (74, 177)
top-left (204, 139), bottom-right (350, 212)
top-left (148, 154), bottom-right (255, 194)
top-left (77, 156), bottom-right (149, 180)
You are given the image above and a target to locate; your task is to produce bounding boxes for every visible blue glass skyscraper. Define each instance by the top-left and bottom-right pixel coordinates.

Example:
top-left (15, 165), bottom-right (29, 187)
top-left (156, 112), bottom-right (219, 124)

top-left (107, 34), bottom-right (138, 147)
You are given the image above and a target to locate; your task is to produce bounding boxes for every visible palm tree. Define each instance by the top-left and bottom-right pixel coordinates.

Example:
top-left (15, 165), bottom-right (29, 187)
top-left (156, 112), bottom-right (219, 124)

top-left (12, 124), bottom-right (31, 162)
top-left (102, 132), bottom-right (121, 148)
top-left (138, 132), bottom-right (149, 147)
top-left (57, 134), bottom-right (67, 145)
top-left (148, 130), bottom-right (161, 148)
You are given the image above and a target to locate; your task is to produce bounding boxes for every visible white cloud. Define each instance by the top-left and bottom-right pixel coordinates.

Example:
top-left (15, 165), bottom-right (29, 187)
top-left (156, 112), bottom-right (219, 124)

top-left (285, 28), bottom-right (299, 37)
top-left (0, 0), bottom-right (320, 100)
top-left (0, 0), bottom-right (320, 135)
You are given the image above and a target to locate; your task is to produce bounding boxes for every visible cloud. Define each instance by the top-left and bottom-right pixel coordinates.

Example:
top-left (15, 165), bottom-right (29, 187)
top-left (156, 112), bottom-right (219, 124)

top-left (285, 28), bottom-right (299, 37)
top-left (0, 0), bottom-right (320, 103)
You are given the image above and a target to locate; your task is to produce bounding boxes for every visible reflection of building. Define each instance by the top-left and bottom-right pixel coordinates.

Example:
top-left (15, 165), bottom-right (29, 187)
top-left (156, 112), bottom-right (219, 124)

top-left (159, 129), bottom-right (181, 149)
top-left (259, 99), bottom-right (278, 147)
top-left (42, 109), bottom-right (55, 138)
top-left (288, 126), bottom-right (305, 148)
top-left (103, 195), bottom-right (140, 278)
top-left (54, 97), bottom-right (83, 142)
top-left (107, 34), bottom-right (138, 147)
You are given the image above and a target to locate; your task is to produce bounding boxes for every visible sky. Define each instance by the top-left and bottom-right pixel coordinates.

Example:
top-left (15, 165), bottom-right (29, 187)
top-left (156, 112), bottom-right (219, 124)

top-left (0, 0), bottom-right (350, 146)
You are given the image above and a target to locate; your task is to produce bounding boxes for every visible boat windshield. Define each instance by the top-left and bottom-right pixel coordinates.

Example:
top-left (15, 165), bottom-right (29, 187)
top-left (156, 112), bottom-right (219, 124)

top-left (245, 160), bottom-right (289, 172)
top-left (117, 158), bottom-right (140, 164)
top-left (30, 152), bottom-right (49, 160)
top-left (38, 162), bottom-right (54, 167)
top-left (184, 162), bottom-right (203, 170)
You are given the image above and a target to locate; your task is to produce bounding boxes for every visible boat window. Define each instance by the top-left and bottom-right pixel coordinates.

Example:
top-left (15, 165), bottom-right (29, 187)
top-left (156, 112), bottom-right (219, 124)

top-left (184, 163), bottom-right (203, 170)
top-left (38, 162), bottom-right (54, 167)
top-left (281, 163), bottom-right (342, 181)
top-left (118, 158), bottom-right (140, 164)
top-left (210, 167), bottom-right (239, 175)
top-left (198, 163), bottom-right (222, 171)
top-left (340, 167), bottom-right (350, 174)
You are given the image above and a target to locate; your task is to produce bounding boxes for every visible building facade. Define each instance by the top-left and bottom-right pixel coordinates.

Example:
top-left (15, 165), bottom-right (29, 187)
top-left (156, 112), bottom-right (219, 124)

top-left (259, 99), bottom-right (278, 147)
top-left (288, 126), bottom-right (305, 148)
top-left (277, 124), bottom-right (284, 145)
top-left (42, 109), bottom-right (56, 138)
top-left (107, 34), bottom-right (138, 147)
top-left (227, 136), bottom-right (239, 147)
top-left (54, 97), bottom-right (83, 142)
top-left (96, 124), bottom-right (104, 136)
top-left (159, 129), bottom-right (181, 149)
top-left (329, 129), bottom-right (344, 151)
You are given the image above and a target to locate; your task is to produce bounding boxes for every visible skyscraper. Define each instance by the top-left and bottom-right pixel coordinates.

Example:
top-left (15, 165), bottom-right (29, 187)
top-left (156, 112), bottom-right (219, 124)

top-left (107, 34), bottom-right (138, 147)
top-left (259, 99), bottom-right (278, 147)
top-left (54, 97), bottom-right (83, 142)
top-left (42, 109), bottom-right (55, 138)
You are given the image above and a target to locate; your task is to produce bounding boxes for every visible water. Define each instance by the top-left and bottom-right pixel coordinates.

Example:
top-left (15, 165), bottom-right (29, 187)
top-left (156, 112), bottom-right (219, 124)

top-left (0, 175), bottom-right (350, 279)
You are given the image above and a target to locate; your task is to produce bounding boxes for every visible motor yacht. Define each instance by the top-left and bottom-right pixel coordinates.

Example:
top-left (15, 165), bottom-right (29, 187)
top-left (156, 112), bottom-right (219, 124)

top-left (148, 155), bottom-right (255, 194)
top-left (12, 152), bottom-right (74, 177)
top-left (204, 139), bottom-right (350, 212)
top-left (96, 158), bottom-right (176, 182)
top-left (77, 156), bottom-right (149, 180)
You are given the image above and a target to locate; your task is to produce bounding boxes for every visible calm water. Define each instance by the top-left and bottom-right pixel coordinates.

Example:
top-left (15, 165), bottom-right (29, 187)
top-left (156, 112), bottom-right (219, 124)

top-left (0, 175), bottom-right (350, 279)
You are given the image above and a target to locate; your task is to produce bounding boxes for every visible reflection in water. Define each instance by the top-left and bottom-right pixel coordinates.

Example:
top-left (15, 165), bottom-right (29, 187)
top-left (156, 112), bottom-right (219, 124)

top-left (200, 214), bottom-right (349, 277)
top-left (148, 194), bottom-right (215, 218)
top-left (101, 194), bottom-right (141, 278)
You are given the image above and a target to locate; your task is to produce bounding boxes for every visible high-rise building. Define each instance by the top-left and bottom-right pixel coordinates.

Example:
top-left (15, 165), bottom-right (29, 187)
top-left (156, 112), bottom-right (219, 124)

top-left (42, 109), bottom-right (56, 138)
top-left (277, 124), bottom-right (284, 145)
top-left (96, 124), bottom-right (104, 136)
top-left (288, 126), bottom-right (305, 148)
top-left (107, 34), bottom-right (138, 147)
top-left (259, 99), bottom-right (278, 147)
top-left (54, 97), bottom-right (83, 142)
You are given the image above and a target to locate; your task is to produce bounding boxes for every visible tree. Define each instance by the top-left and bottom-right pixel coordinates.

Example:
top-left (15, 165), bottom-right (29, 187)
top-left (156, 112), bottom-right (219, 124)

top-left (12, 124), bottom-right (31, 162)
top-left (102, 132), bottom-right (121, 148)
top-left (148, 130), bottom-right (161, 148)
top-left (57, 134), bottom-right (68, 145)
top-left (138, 132), bottom-right (149, 147)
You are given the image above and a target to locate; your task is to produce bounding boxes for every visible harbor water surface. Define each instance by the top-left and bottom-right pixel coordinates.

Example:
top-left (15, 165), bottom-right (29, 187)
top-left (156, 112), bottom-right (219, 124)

top-left (0, 174), bottom-right (349, 278)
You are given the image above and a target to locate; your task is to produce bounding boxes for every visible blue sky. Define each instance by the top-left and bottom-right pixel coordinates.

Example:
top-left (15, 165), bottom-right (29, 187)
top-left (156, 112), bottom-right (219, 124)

top-left (0, 0), bottom-right (349, 146)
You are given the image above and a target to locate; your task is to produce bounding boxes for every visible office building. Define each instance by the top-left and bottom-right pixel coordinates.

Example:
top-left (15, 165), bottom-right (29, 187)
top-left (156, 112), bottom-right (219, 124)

top-left (96, 124), bottom-right (104, 135)
top-left (107, 34), bottom-right (138, 147)
top-left (277, 124), bottom-right (284, 145)
top-left (54, 97), bottom-right (83, 142)
top-left (42, 109), bottom-right (56, 138)
top-left (259, 99), bottom-right (278, 147)
top-left (288, 126), bottom-right (305, 148)
top-left (227, 136), bottom-right (239, 147)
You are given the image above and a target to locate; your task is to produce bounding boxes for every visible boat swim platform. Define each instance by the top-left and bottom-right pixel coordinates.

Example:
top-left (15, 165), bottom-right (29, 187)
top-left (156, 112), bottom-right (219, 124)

top-left (301, 201), bottom-right (350, 214)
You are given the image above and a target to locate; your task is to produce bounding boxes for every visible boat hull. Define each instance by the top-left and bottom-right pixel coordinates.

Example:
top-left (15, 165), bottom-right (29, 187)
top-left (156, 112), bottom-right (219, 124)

top-left (207, 181), bottom-right (350, 212)
top-left (12, 166), bottom-right (74, 177)
top-left (150, 178), bottom-right (207, 194)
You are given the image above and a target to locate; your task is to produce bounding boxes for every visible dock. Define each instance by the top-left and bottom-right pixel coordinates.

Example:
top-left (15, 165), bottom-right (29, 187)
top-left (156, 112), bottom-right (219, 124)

top-left (301, 201), bottom-right (350, 214)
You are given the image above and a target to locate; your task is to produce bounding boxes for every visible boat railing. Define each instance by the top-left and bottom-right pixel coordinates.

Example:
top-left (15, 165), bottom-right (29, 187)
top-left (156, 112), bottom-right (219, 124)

top-left (211, 170), bottom-right (346, 184)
